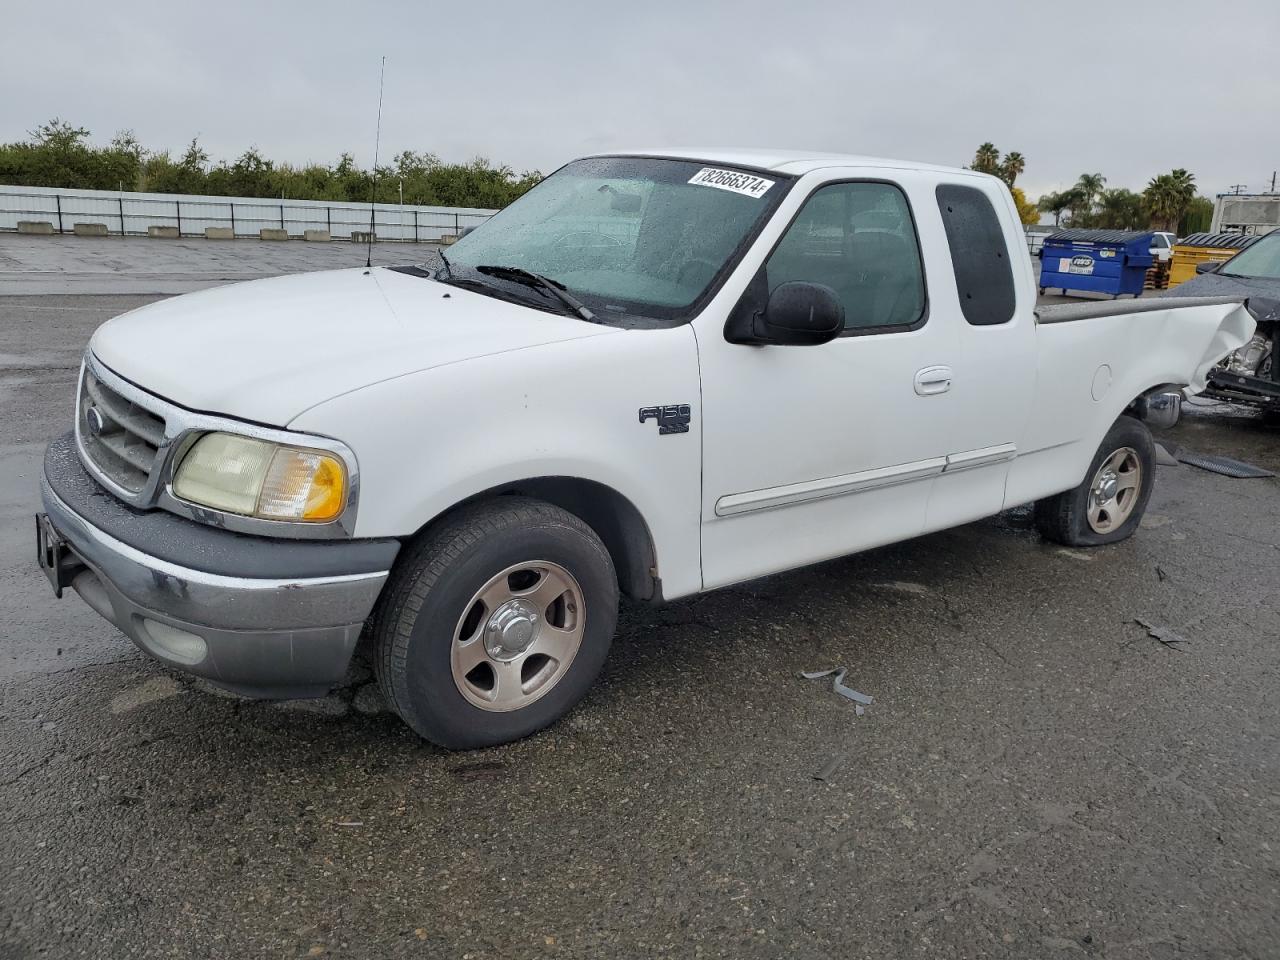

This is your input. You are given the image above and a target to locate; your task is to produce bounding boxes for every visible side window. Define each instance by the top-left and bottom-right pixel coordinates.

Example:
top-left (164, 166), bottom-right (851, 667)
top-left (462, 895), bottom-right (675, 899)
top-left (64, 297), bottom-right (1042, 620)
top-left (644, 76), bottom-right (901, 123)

top-left (765, 182), bottom-right (926, 332)
top-left (935, 184), bottom-right (1016, 326)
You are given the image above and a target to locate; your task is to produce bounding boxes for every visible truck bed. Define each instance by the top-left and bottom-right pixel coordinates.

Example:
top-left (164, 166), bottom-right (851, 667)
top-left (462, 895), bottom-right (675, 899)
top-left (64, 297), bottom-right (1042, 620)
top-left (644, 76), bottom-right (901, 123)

top-left (1035, 295), bottom-right (1245, 325)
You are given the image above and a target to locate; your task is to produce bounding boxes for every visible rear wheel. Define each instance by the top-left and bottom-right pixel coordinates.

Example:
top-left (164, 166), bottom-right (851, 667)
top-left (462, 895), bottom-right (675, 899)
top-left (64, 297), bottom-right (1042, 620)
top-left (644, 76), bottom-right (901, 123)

top-left (1034, 416), bottom-right (1155, 547)
top-left (372, 497), bottom-right (618, 749)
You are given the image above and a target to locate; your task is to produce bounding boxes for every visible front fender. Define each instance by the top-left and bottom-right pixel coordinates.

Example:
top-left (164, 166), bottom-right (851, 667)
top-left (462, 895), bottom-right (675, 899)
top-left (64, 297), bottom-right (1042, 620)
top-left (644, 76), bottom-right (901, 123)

top-left (289, 327), bottom-right (705, 600)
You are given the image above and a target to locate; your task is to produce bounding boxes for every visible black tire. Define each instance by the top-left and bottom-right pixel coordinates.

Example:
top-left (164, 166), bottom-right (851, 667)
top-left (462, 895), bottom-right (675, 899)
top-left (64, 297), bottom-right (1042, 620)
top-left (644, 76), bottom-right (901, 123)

top-left (372, 497), bottom-right (618, 749)
top-left (1034, 415), bottom-right (1156, 547)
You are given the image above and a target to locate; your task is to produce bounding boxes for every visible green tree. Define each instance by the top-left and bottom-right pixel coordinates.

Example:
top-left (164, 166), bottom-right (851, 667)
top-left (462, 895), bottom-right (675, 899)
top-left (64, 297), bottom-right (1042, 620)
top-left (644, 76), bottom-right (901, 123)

top-left (0, 119), bottom-right (545, 208)
top-left (110, 129), bottom-right (144, 161)
top-left (179, 138), bottom-right (209, 172)
top-left (972, 142), bottom-right (1001, 176)
top-left (969, 143), bottom-right (1027, 188)
top-left (30, 118), bottom-right (90, 152)
top-left (1144, 169), bottom-right (1196, 231)
top-left (1092, 188), bottom-right (1146, 230)
top-left (1010, 186), bottom-right (1040, 225)
top-left (999, 151), bottom-right (1026, 188)
top-left (1179, 195), bottom-right (1213, 235)
top-left (1067, 172), bottom-right (1107, 223)
top-left (1037, 188), bottom-right (1083, 226)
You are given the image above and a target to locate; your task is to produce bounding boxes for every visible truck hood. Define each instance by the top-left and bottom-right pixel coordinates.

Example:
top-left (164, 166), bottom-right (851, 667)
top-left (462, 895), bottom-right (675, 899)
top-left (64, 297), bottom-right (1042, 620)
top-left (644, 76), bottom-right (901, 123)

top-left (90, 266), bottom-right (613, 426)
top-left (1162, 271), bottom-right (1280, 312)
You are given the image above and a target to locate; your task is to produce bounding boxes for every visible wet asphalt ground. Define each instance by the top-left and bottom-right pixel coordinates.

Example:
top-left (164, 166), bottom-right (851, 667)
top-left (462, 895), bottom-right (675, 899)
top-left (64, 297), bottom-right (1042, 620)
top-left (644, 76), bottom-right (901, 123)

top-left (2, 236), bottom-right (1279, 959)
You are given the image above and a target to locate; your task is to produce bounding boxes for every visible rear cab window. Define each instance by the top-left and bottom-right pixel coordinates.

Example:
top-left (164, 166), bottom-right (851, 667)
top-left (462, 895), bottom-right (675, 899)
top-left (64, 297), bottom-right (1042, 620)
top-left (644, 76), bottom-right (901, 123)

top-left (935, 183), bottom-right (1016, 326)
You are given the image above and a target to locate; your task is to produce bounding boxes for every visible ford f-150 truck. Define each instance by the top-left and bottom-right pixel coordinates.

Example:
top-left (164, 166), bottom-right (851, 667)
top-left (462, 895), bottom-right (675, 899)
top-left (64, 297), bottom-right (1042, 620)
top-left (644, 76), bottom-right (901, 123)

top-left (36, 150), bottom-right (1254, 748)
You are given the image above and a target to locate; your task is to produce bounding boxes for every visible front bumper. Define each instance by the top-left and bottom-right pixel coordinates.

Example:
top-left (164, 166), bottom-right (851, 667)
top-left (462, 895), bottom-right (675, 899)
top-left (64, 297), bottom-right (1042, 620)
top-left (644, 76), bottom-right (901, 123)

top-left (40, 434), bottom-right (398, 698)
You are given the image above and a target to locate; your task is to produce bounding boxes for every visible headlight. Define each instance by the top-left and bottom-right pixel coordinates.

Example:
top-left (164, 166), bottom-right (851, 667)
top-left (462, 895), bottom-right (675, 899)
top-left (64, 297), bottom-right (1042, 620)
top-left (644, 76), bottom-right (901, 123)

top-left (172, 433), bottom-right (348, 522)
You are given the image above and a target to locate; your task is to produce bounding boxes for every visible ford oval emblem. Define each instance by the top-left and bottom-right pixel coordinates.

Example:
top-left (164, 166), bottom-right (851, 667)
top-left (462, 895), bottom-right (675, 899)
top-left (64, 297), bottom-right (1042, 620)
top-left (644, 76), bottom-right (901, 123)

top-left (85, 406), bottom-right (106, 436)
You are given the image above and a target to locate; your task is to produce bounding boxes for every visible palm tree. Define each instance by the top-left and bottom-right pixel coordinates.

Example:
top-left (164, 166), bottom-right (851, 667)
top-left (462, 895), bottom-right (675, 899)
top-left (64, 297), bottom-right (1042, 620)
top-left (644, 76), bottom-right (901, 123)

top-left (1073, 172), bottom-right (1107, 218)
top-left (1169, 168), bottom-right (1196, 195)
top-left (999, 151), bottom-right (1025, 187)
top-left (972, 142), bottom-right (1000, 176)
top-left (1038, 189), bottom-right (1082, 227)
top-left (1096, 188), bottom-right (1145, 230)
top-left (1143, 169), bottom-right (1197, 231)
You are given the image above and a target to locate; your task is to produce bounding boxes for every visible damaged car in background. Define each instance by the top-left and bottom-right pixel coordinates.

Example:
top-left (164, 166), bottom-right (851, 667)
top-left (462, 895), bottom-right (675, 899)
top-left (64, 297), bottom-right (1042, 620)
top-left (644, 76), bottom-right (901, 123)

top-left (36, 149), bottom-right (1255, 749)
top-left (1164, 229), bottom-right (1280, 418)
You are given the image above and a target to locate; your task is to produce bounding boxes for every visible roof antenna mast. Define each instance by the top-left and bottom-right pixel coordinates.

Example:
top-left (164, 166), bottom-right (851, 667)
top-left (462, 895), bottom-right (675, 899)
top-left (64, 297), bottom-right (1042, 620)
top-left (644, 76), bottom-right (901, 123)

top-left (366, 55), bottom-right (386, 270)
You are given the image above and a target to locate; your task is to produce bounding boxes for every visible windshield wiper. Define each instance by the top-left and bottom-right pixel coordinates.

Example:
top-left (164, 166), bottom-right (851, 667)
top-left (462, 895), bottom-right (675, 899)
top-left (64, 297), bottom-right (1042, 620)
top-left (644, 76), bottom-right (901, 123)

top-left (474, 265), bottom-right (596, 322)
top-left (438, 248), bottom-right (452, 280)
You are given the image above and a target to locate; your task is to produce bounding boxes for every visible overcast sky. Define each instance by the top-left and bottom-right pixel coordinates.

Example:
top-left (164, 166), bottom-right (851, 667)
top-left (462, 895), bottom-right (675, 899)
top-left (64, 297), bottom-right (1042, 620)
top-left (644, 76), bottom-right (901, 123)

top-left (5, 0), bottom-right (1278, 200)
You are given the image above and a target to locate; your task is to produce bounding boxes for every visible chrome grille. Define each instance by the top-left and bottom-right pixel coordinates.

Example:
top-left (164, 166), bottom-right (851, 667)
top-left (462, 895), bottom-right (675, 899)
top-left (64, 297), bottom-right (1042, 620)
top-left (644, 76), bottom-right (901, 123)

top-left (77, 363), bottom-right (166, 495)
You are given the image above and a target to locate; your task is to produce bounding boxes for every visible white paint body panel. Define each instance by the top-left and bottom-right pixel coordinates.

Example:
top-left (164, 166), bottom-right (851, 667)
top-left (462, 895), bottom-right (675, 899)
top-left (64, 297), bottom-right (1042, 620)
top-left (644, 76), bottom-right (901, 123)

top-left (87, 150), bottom-right (1255, 603)
top-left (1006, 300), bottom-right (1256, 508)
top-left (290, 325), bottom-right (706, 599)
top-left (91, 268), bottom-right (609, 426)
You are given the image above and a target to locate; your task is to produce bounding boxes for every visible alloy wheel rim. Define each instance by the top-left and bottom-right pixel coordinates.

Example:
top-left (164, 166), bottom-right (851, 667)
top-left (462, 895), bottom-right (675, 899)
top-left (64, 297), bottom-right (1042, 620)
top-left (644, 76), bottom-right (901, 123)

top-left (1087, 447), bottom-right (1142, 533)
top-left (450, 561), bottom-right (585, 712)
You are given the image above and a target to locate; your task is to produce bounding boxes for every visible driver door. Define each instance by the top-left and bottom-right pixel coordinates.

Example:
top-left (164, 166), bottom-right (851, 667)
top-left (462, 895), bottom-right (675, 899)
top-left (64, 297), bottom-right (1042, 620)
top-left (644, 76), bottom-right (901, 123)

top-left (695, 173), bottom-right (959, 590)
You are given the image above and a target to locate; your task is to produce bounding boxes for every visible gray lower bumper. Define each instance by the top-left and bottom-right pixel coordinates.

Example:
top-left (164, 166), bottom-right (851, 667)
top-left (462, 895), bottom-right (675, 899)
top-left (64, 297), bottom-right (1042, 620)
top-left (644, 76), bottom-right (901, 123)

top-left (41, 481), bottom-right (390, 699)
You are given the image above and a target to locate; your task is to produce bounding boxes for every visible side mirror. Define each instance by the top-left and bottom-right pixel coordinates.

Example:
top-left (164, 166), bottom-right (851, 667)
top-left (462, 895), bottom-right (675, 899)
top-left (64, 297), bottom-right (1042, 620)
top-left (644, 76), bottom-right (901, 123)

top-left (1196, 261), bottom-right (1221, 275)
top-left (756, 281), bottom-right (844, 345)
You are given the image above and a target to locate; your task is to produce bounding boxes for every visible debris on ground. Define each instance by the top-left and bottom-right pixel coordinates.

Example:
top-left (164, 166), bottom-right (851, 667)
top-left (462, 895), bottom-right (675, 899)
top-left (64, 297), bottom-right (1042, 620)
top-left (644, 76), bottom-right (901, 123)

top-left (812, 754), bottom-right (845, 782)
top-left (1133, 617), bottom-right (1192, 651)
top-left (800, 669), bottom-right (873, 780)
top-left (871, 581), bottom-right (931, 595)
top-left (1175, 451), bottom-right (1275, 478)
top-left (1057, 549), bottom-right (1095, 562)
top-left (800, 668), bottom-right (873, 707)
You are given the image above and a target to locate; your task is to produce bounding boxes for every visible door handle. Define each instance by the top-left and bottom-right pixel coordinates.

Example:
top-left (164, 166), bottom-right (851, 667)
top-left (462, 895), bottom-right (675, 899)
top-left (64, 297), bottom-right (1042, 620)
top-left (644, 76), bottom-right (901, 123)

top-left (914, 365), bottom-right (953, 396)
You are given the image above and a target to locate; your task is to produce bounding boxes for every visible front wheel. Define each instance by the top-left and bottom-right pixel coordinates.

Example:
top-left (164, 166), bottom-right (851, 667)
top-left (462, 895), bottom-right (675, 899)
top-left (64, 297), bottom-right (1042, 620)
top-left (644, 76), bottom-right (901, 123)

top-left (1034, 415), bottom-right (1156, 547)
top-left (372, 497), bottom-right (618, 749)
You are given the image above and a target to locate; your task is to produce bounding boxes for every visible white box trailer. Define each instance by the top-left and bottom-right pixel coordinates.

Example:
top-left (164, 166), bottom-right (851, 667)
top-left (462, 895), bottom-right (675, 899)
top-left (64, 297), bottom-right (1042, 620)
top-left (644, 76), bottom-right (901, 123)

top-left (1211, 193), bottom-right (1280, 236)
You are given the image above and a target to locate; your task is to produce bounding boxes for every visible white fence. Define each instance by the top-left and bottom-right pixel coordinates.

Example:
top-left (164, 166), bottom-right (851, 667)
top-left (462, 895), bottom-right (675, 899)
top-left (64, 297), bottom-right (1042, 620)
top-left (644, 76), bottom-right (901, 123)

top-left (0, 184), bottom-right (497, 242)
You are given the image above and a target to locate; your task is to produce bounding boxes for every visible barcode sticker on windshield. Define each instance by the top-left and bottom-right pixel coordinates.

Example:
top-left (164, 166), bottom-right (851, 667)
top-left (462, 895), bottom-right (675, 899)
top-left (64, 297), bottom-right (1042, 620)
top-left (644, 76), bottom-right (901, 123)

top-left (687, 168), bottom-right (775, 199)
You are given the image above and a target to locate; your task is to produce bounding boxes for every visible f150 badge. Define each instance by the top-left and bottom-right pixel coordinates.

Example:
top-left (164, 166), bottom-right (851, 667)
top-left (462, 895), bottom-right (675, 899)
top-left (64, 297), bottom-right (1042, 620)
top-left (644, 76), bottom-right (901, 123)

top-left (639, 404), bottom-right (691, 435)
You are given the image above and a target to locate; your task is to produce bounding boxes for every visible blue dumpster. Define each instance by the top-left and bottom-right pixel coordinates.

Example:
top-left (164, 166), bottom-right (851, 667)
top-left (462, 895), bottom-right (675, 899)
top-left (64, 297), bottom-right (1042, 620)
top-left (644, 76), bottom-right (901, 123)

top-left (1038, 229), bottom-right (1155, 298)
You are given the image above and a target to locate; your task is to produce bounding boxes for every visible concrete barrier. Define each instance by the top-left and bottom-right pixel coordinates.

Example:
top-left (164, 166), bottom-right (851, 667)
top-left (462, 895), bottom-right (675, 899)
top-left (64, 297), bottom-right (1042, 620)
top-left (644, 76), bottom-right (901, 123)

top-left (304, 229), bottom-right (331, 242)
top-left (438, 234), bottom-right (460, 246)
top-left (17, 221), bottom-right (55, 235)
top-left (351, 231), bottom-right (375, 243)
top-left (73, 222), bottom-right (109, 237)
top-left (147, 226), bottom-right (180, 239)
top-left (259, 228), bottom-right (288, 241)
top-left (205, 226), bottom-right (234, 240)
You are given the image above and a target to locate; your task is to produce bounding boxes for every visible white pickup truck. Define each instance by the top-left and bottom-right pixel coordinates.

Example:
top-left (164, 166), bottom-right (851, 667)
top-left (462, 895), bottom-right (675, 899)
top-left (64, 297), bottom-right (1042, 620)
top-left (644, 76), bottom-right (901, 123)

top-left (37, 150), bottom-right (1254, 748)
